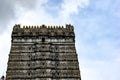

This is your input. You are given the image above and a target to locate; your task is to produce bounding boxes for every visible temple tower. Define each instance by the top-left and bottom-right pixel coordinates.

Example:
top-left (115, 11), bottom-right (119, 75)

top-left (6, 24), bottom-right (81, 80)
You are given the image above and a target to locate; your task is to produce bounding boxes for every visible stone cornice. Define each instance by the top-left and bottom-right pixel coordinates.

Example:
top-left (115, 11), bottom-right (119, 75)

top-left (12, 24), bottom-right (75, 37)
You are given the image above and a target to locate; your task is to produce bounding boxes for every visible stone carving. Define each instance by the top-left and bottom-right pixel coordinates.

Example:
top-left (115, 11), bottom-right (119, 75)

top-left (6, 24), bottom-right (81, 80)
top-left (12, 24), bottom-right (75, 37)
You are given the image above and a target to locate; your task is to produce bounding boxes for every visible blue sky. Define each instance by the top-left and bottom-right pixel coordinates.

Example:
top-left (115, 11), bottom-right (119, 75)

top-left (0, 0), bottom-right (120, 80)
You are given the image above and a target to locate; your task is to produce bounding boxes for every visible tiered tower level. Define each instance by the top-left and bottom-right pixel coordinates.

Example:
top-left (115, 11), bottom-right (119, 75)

top-left (6, 24), bottom-right (81, 80)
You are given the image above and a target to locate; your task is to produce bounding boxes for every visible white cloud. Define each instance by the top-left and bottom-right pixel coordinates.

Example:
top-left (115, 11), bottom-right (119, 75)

top-left (15, 0), bottom-right (90, 26)
top-left (79, 58), bottom-right (120, 80)
top-left (0, 0), bottom-right (15, 33)
top-left (60, 0), bottom-right (89, 21)
top-left (0, 32), bottom-right (11, 77)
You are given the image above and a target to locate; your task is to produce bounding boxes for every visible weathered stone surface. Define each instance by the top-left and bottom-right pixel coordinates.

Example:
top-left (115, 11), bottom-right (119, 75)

top-left (6, 24), bottom-right (81, 80)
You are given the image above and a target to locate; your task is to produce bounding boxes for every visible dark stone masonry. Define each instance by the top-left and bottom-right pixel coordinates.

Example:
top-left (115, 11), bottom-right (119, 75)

top-left (6, 24), bottom-right (81, 80)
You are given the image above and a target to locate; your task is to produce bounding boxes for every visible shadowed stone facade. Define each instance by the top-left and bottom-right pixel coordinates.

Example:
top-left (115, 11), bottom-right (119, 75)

top-left (6, 24), bottom-right (81, 80)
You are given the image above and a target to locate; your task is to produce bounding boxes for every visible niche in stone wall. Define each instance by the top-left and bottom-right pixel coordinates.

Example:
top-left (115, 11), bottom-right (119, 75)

top-left (42, 38), bottom-right (45, 42)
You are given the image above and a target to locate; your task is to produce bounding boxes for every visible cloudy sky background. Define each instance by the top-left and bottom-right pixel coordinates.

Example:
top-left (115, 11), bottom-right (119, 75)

top-left (0, 0), bottom-right (120, 80)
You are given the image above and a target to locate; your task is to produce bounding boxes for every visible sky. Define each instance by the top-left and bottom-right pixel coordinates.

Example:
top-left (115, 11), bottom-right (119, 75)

top-left (0, 0), bottom-right (120, 80)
